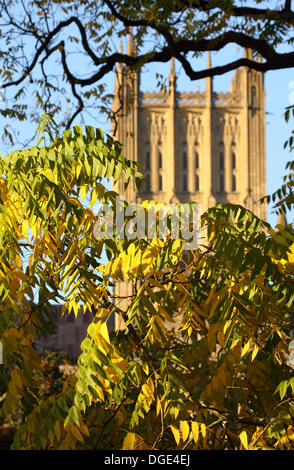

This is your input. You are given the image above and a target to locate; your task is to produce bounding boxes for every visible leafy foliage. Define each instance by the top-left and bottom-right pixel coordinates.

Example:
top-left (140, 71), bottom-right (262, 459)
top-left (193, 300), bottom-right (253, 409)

top-left (1, 114), bottom-right (294, 449)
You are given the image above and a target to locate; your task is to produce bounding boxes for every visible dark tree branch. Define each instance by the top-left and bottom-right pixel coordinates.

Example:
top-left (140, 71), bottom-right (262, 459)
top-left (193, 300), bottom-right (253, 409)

top-left (0, 3), bottom-right (292, 94)
top-left (17, 291), bottom-right (61, 330)
top-left (174, 0), bottom-right (294, 19)
top-left (1, 16), bottom-right (100, 89)
top-left (2, 2), bottom-right (286, 92)
top-left (285, 0), bottom-right (292, 11)
top-left (66, 81), bottom-right (84, 129)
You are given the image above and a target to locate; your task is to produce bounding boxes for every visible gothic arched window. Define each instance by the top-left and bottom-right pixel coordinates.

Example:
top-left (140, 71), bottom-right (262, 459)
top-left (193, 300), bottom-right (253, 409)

top-left (159, 174), bottom-right (163, 191)
top-left (220, 174), bottom-right (224, 192)
top-left (183, 174), bottom-right (188, 192)
top-left (232, 175), bottom-right (236, 192)
top-left (232, 152), bottom-right (236, 170)
top-left (219, 152), bottom-right (224, 170)
top-left (183, 151), bottom-right (187, 170)
top-left (158, 152), bottom-right (162, 169)
top-left (251, 86), bottom-right (257, 116)
top-left (195, 174), bottom-right (199, 192)
top-left (146, 151), bottom-right (150, 170)
top-left (195, 152), bottom-right (199, 169)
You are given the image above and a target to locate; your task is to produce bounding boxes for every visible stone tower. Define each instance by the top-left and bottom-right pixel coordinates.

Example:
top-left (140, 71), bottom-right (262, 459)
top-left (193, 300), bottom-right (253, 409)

top-left (112, 36), bottom-right (266, 327)
top-left (113, 41), bottom-right (266, 216)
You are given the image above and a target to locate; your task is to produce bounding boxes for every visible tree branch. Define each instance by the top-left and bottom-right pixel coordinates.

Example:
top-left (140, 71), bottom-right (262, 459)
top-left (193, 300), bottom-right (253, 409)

top-left (174, 0), bottom-right (294, 20)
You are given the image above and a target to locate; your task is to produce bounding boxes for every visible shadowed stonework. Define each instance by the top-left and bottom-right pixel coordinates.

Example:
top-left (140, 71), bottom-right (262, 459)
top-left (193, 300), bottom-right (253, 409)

top-left (38, 306), bottom-right (94, 360)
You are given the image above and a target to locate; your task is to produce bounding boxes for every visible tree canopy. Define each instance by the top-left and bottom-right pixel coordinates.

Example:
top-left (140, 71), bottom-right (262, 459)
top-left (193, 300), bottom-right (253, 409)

top-left (0, 114), bottom-right (294, 449)
top-left (1, 0), bottom-right (294, 451)
top-left (0, 0), bottom-right (294, 141)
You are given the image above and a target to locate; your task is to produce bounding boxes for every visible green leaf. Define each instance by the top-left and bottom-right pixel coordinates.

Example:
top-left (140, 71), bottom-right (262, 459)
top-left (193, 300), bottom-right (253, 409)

top-left (68, 405), bottom-right (79, 425)
top-left (278, 380), bottom-right (289, 399)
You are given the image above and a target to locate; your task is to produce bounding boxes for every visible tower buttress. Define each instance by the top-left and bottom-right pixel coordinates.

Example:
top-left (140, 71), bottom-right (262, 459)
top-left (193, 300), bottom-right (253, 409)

top-left (167, 58), bottom-right (177, 202)
top-left (111, 40), bottom-right (123, 135)
top-left (205, 51), bottom-right (213, 106)
top-left (205, 52), bottom-right (215, 209)
top-left (112, 31), bottom-right (140, 330)
top-left (243, 49), bottom-right (266, 219)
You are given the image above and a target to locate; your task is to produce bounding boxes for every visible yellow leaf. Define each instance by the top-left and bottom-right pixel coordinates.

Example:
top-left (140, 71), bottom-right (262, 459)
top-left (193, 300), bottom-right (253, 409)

top-left (174, 407), bottom-right (179, 420)
top-left (99, 320), bottom-right (110, 343)
top-left (111, 256), bottom-right (122, 277)
top-left (95, 385), bottom-right (104, 401)
top-left (22, 219), bottom-right (29, 239)
top-left (97, 264), bottom-right (104, 274)
top-left (156, 397), bottom-right (161, 417)
top-left (96, 308), bottom-right (110, 319)
top-left (180, 421), bottom-right (190, 443)
top-left (209, 230), bottom-right (215, 241)
top-left (151, 238), bottom-right (165, 248)
top-left (121, 254), bottom-right (131, 275)
top-left (99, 376), bottom-right (111, 394)
top-left (191, 422), bottom-right (199, 443)
top-left (231, 338), bottom-right (240, 350)
top-left (287, 251), bottom-right (294, 264)
top-left (172, 239), bottom-right (182, 254)
top-left (132, 250), bottom-right (142, 274)
top-left (146, 377), bottom-right (154, 394)
top-left (239, 430), bottom-right (248, 449)
top-left (200, 423), bottom-right (206, 438)
top-left (112, 357), bottom-right (128, 372)
top-left (170, 425), bottom-right (180, 445)
top-left (80, 185), bottom-right (88, 201)
top-left (224, 320), bottom-right (232, 335)
top-left (203, 286), bottom-right (216, 310)
top-left (208, 297), bottom-right (219, 319)
top-left (141, 247), bottom-right (158, 274)
top-left (104, 261), bottom-right (112, 277)
top-left (149, 278), bottom-right (165, 289)
top-left (123, 432), bottom-right (137, 450)
top-left (127, 243), bottom-right (136, 257)
top-left (251, 343), bottom-right (259, 361)
top-left (90, 187), bottom-right (98, 208)
top-left (241, 339), bottom-right (251, 357)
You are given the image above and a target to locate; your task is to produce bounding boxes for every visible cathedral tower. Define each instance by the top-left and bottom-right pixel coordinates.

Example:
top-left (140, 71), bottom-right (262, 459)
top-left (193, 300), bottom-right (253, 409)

top-left (113, 42), bottom-right (266, 218)
top-left (112, 39), bottom-right (266, 327)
